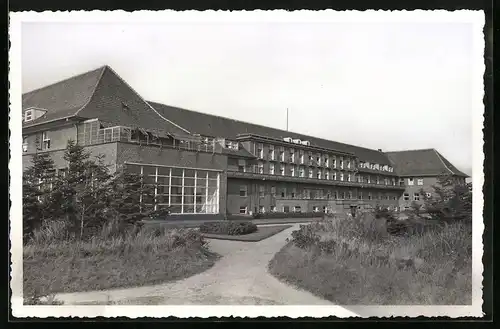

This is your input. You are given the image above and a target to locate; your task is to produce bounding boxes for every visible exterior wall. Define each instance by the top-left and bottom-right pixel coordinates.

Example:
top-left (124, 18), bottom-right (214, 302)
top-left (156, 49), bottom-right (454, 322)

top-left (116, 143), bottom-right (228, 215)
top-left (22, 142), bottom-right (119, 173)
top-left (398, 176), bottom-right (438, 210)
top-left (22, 124), bottom-right (78, 154)
top-left (226, 178), bottom-right (401, 215)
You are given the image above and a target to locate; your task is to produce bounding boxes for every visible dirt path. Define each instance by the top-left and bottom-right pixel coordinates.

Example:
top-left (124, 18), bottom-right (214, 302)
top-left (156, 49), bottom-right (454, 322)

top-left (55, 224), bottom-right (333, 305)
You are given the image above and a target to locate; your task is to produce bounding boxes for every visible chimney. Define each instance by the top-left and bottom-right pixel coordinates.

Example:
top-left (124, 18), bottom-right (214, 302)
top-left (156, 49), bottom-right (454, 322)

top-left (378, 149), bottom-right (382, 152)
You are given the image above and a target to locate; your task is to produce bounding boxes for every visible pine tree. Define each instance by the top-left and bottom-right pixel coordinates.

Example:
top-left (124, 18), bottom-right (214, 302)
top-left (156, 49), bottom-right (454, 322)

top-left (22, 152), bottom-right (57, 242)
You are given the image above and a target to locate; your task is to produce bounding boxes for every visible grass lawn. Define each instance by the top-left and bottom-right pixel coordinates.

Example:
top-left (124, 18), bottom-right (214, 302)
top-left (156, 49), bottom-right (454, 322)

top-left (268, 216), bottom-right (472, 305)
top-left (201, 225), bottom-right (293, 242)
top-left (23, 225), bottom-right (219, 300)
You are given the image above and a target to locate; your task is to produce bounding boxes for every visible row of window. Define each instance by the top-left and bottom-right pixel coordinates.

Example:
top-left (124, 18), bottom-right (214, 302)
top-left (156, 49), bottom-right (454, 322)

top-left (359, 161), bottom-right (394, 173)
top-left (403, 192), bottom-right (432, 201)
top-left (406, 178), bottom-right (425, 186)
top-left (22, 132), bottom-right (51, 152)
top-left (239, 185), bottom-right (398, 201)
top-left (240, 204), bottom-right (403, 214)
top-left (251, 162), bottom-right (397, 185)
top-left (255, 143), bottom-right (356, 169)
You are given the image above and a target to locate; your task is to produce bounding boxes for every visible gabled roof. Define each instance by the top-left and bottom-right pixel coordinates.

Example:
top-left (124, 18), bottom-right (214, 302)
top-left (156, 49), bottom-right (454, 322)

top-left (386, 148), bottom-right (468, 177)
top-left (22, 67), bottom-right (105, 126)
top-left (149, 102), bottom-right (394, 166)
top-left (22, 66), bottom-right (190, 136)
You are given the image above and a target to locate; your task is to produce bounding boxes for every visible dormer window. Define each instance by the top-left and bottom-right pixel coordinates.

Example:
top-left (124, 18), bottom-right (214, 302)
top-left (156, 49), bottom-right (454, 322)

top-left (24, 110), bottom-right (33, 122)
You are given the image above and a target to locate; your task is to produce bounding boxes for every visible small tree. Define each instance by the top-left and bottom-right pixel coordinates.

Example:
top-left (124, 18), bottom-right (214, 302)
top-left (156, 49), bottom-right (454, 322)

top-left (418, 173), bottom-right (472, 222)
top-left (57, 140), bottom-right (114, 239)
top-left (22, 152), bottom-right (57, 242)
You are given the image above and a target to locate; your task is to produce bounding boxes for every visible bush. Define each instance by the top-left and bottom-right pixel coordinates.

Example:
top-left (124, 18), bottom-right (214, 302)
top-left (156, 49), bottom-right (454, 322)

top-left (199, 221), bottom-right (258, 235)
top-left (270, 218), bottom-right (472, 305)
top-left (23, 224), bottom-right (217, 297)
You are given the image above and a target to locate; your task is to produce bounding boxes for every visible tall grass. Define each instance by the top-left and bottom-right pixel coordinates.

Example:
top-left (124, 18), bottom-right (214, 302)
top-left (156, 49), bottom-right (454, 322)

top-left (23, 220), bottom-right (219, 302)
top-left (269, 213), bottom-right (472, 305)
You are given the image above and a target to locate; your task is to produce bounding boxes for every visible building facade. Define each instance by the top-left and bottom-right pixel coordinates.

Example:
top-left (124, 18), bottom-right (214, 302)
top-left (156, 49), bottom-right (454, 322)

top-left (21, 66), bottom-right (468, 219)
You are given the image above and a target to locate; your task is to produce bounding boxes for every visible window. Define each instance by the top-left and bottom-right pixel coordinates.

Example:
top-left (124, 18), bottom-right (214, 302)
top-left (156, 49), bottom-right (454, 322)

top-left (367, 176), bottom-right (371, 184)
top-left (258, 161), bottom-right (264, 174)
top-left (281, 187), bottom-right (286, 198)
top-left (376, 176), bottom-right (380, 184)
top-left (240, 206), bottom-right (248, 214)
top-left (403, 193), bottom-right (410, 201)
top-left (290, 149), bottom-right (295, 162)
top-left (324, 157), bottom-right (329, 167)
top-left (358, 192), bottom-right (363, 200)
top-left (417, 178), bottom-right (424, 186)
top-left (348, 191), bottom-right (353, 199)
top-left (299, 151), bottom-right (304, 164)
top-left (316, 156), bottom-right (321, 166)
top-left (347, 174), bottom-right (351, 182)
top-left (346, 159), bottom-right (351, 169)
top-left (42, 131), bottom-right (51, 150)
top-left (392, 178), bottom-right (396, 186)
top-left (271, 186), bottom-right (276, 196)
top-left (333, 191), bottom-right (338, 199)
top-left (323, 206), bottom-right (328, 213)
top-left (368, 193), bottom-right (372, 200)
top-left (340, 173), bottom-right (344, 181)
top-left (414, 193), bottom-right (420, 201)
top-left (239, 186), bottom-right (247, 197)
top-left (294, 206), bottom-right (302, 213)
top-left (225, 141), bottom-right (238, 150)
top-left (290, 165), bottom-right (296, 176)
top-left (313, 206), bottom-right (319, 212)
top-left (384, 178), bottom-right (388, 185)
top-left (238, 165), bottom-right (245, 172)
top-left (308, 168), bottom-right (313, 178)
top-left (259, 185), bottom-right (265, 198)
top-left (325, 170), bottom-right (330, 180)
top-left (280, 164), bottom-right (285, 176)
top-left (291, 188), bottom-right (296, 198)
top-left (24, 110), bottom-right (33, 122)
top-left (333, 171), bottom-right (337, 180)
top-left (308, 153), bottom-right (314, 165)
top-left (408, 178), bottom-right (414, 186)
top-left (259, 206), bottom-right (265, 213)
top-left (299, 166), bottom-right (305, 177)
top-left (257, 144), bottom-right (264, 159)
top-left (339, 191), bottom-right (345, 200)
top-left (426, 192), bottom-right (432, 198)
top-left (357, 175), bottom-right (363, 183)
top-left (269, 145), bottom-right (275, 160)
top-left (22, 136), bottom-right (28, 152)
top-left (332, 156), bottom-right (337, 168)
top-left (271, 206), bottom-right (277, 212)
top-left (386, 194), bottom-right (390, 200)
top-left (280, 150), bottom-right (285, 162)
top-left (393, 195), bottom-right (398, 200)
top-left (316, 171), bottom-right (321, 179)
top-left (283, 206), bottom-right (290, 213)
top-left (339, 157), bottom-right (344, 169)
top-left (58, 168), bottom-right (67, 178)
top-left (269, 163), bottom-right (275, 175)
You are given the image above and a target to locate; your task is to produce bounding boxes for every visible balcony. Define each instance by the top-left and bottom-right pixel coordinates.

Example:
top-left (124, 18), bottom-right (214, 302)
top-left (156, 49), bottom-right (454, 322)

top-left (227, 169), bottom-right (405, 190)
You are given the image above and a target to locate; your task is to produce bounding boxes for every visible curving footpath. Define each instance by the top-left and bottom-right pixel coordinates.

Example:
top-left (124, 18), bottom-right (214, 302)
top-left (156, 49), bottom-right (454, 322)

top-left (55, 224), bottom-right (333, 305)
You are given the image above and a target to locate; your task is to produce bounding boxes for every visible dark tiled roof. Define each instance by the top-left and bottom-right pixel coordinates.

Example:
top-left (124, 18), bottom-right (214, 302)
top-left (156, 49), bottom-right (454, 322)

top-left (77, 66), bottom-right (189, 136)
top-left (149, 102), bottom-right (394, 166)
top-left (22, 66), bottom-right (190, 137)
top-left (22, 67), bottom-right (105, 127)
top-left (386, 149), bottom-right (468, 177)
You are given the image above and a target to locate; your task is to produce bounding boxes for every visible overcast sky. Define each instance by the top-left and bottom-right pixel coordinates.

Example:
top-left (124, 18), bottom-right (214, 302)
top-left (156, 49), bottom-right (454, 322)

top-left (21, 17), bottom-right (478, 175)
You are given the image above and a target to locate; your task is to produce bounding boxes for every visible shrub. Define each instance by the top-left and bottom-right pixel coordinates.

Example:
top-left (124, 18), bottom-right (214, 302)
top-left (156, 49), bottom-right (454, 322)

top-left (199, 220), bottom-right (257, 235)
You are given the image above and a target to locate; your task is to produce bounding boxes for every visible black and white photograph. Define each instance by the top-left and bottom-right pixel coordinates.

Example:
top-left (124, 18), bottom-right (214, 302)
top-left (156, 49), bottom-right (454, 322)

top-left (9, 10), bottom-right (484, 318)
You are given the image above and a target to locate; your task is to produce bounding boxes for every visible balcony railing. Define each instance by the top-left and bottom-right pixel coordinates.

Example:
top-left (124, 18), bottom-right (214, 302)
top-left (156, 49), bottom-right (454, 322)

top-left (227, 169), bottom-right (406, 190)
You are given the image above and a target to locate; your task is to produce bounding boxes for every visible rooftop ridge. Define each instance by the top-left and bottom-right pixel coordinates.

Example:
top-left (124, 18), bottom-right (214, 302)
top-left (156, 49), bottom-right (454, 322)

top-left (148, 100), bottom-right (388, 156)
top-left (22, 65), bottom-right (107, 97)
top-left (385, 148), bottom-right (435, 154)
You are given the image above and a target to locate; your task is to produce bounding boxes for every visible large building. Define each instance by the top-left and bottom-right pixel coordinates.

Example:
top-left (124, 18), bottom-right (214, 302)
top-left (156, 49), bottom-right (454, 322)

top-left (21, 66), bottom-right (468, 219)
